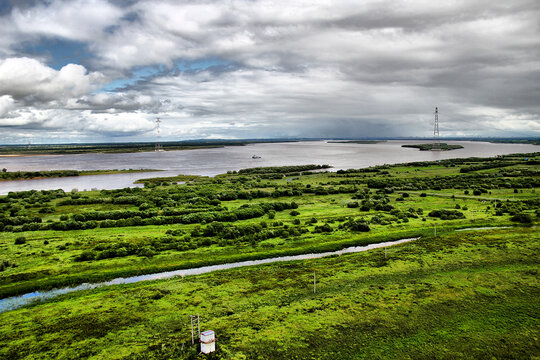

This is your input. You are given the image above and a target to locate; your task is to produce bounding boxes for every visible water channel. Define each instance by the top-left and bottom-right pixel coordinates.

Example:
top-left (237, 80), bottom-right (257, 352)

top-left (0, 237), bottom-right (419, 313)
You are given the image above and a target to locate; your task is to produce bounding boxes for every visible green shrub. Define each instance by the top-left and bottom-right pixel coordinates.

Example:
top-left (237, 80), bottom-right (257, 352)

top-left (14, 236), bottom-right (26, 245)
top-left (0, 259), bottom-right (15, 271)
top-left (428, 209), bottom-right (465, 220)
top-left (314, 223), bottom-right (333, 233)
top-left (74, 250), bottom-right (96, 262)
top-left (510, 213), bottom-right (532, 224)
top-left (347, 219), bottom-right (370, 232)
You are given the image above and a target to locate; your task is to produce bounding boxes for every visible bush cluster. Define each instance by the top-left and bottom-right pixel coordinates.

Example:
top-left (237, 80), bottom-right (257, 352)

top-left (428, 209), bottom-right (465, 220)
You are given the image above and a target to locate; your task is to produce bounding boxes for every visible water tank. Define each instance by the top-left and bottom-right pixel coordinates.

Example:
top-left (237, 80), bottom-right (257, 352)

top-left (200, 330), bottom-right (216, 354)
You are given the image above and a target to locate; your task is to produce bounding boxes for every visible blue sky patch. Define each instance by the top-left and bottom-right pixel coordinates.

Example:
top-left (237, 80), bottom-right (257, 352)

top-left (98, 58), bottom-right (235, 93)
top-left (176, 58), bottom-right (233, 72)
top-left (16, 38), bottom-right (94, 70)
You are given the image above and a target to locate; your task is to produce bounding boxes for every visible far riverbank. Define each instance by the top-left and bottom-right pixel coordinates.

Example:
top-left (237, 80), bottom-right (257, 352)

top-left (0, 140), bottom-right (537, 194)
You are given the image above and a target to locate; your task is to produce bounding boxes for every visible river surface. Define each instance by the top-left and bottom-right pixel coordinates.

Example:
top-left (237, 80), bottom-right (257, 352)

top-left (0, 237), bottom-right (418, 313)
top-left (0, 140), bottom-right (537, 194)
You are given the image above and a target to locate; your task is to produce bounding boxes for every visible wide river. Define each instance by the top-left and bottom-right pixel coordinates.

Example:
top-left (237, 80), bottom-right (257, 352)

top-left (0, 140), bottom-right (537, 194)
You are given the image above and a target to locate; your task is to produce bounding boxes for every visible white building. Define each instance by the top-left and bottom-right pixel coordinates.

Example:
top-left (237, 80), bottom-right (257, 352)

top-left (200, 330), bottom-right (216, 354)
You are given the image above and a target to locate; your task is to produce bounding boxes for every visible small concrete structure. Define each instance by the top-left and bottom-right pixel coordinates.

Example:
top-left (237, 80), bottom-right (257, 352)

top-left (200, 330), bottom-right (216, 354)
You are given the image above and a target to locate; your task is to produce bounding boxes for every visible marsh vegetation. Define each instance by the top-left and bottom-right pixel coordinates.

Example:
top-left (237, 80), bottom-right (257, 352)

top-left (0, 152), bottom-right (538, 359)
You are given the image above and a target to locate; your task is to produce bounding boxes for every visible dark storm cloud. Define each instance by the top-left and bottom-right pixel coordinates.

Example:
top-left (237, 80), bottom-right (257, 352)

top-left (72, 93), bottom-right (163, 113)
top-left (0, 0), bottom-right (538, 142)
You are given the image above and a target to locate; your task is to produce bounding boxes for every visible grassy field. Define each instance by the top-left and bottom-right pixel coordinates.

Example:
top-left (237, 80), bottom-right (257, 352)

top-left (0, 153), bottom-right (539, 359)
top-left (0, 227), bottom-right (538, 359)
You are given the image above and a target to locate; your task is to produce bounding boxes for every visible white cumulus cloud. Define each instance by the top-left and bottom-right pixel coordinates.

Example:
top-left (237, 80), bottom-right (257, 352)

top-left (0, 57), bottom-right (104, 103)
top-left (0, 95), bottom-right (16, 118)
top-left (10, 0), bottom-right (123, 42)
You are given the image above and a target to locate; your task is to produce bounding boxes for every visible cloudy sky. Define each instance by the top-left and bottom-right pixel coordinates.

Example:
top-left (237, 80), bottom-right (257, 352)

top-left (0, 0), bottom-right (539, 143)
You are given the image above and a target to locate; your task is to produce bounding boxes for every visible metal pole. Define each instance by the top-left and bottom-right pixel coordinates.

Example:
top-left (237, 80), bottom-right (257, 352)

top-left (189, 314), bottom-right (200, 345)
top-left (385, 247), bottom-right (387, 259)
top-left (434, 224), bottom-right (437, 236)
top-left (313, 272), bottom-right (316, 294)
top-left (190, 316), bottom-right (194, 345)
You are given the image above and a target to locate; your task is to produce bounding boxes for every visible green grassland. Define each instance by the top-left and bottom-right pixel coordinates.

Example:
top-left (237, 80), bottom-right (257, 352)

top-left (0, 153), bottom-right (539, 359)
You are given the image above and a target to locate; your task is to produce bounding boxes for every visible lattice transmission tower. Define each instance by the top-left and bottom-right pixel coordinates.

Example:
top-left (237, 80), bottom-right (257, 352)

top-left (433, 107), bottom-right (440, 151)
top-left (155, 117), bottom-right (163, 152)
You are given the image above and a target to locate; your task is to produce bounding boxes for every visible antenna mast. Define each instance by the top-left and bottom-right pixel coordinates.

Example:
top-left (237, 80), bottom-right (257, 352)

top-left (433, 107), bottom-right (440, 151)
top-left (155, 117), bottom-right (163, 152)
top-left (189, 314), bottom-right (200, 345)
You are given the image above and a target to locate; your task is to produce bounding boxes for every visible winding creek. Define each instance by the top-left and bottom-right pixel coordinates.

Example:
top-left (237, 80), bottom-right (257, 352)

top-left (0, 237), bottom-right (419, 313)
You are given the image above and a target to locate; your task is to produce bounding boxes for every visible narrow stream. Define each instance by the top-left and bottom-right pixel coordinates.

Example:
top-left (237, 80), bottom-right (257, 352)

top-left (0, 237), bottom-right (419, 313)
top-left (455, 226), bottom-right (511, 231)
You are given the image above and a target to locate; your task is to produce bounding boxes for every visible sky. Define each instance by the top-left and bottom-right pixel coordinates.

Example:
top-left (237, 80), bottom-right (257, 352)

top-left (0, 0), bottom-right (539, 144)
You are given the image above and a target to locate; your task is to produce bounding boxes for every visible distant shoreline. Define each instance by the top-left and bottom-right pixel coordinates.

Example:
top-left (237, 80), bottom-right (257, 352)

top-left (0, 139), bottom-right (301, 156)
top-left (0, 169), bottom-right (162, 182)
top-left (0, 145), bottom-right (226, 156)
top-left (0, 154), bottom-right (53, 157)
top-left (327, 140), bottom-right (386, 144)
top-left (402, 143), bottom-right (464, 151)
top-left (0, 138), bottom-right (537, 156)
